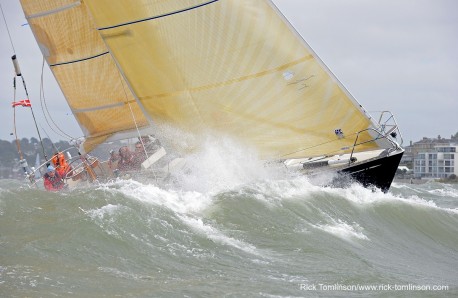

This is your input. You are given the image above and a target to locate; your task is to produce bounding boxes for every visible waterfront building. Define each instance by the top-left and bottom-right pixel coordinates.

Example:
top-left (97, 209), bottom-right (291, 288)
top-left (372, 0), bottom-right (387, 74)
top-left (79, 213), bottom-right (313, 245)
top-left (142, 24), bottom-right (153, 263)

top-left (414, 144), bottom-right (457, 179)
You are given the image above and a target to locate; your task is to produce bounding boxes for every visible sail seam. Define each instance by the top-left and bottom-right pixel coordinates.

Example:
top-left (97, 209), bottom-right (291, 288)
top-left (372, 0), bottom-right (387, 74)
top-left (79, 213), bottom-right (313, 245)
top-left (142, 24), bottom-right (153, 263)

top-left (50, 52), bottom-right (109, 67)
top-left (139, 55), bottom-right (312, 100)
top-left (85, 126), bottom-right (151, 139)
top-left (72, 101), bottom-right (135, 113)
top-left (26, 1), bottom-right (81, 19)
top-left (97, 0), bottom-right (220, 31)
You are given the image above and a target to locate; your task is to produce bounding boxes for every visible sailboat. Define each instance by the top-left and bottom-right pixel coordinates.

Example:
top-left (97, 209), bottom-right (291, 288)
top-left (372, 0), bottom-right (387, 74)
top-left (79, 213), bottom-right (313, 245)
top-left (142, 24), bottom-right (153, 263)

top-left (19, 0), bottom-right (403, 192)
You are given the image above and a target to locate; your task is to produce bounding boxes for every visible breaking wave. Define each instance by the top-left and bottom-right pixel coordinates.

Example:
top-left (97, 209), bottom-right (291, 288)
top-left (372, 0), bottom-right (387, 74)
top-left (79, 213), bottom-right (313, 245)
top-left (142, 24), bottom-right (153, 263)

top-left (1, 138), bottom-right (457, 296)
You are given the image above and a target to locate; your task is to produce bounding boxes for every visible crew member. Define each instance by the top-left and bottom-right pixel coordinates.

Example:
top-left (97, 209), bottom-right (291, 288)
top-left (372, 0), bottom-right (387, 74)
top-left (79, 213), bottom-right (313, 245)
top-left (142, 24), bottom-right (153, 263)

top-left (117, 146), bottom-right (135, 172)
top-left (107, 149), bottom-right (120, 170)
top-left (139, 135), bottom-right (161, 155)
top-left (52, 152), bottom-right (72, 178)
top-left (43, 165), bottom-right (65, 191)
top-left (132, 141), bottom-right (147, 170)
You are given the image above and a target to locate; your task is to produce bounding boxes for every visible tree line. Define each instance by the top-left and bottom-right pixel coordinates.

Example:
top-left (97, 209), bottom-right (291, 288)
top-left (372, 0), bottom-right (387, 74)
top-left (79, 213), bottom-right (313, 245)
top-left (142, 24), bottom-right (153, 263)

top-left (0, 136), bottom-right (124, 179)
top-left (0, 137), bottom-right (71, 168)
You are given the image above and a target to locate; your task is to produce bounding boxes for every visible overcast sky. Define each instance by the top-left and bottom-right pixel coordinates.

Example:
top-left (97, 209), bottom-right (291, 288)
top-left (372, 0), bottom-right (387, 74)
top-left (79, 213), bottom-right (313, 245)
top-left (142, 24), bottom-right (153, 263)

top-left (1, 0), bottom-right (457, 146)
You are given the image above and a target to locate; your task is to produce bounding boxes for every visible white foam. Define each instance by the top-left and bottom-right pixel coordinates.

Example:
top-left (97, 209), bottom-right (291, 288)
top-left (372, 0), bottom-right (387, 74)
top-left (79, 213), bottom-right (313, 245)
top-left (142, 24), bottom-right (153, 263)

top-left (174, 135), bottom-right (288, 193)
top-left (391, 183), bottom-right (422, 193)
top-left (312, 218), bottom-right (369, 241)
top-left (428, 188), bottom-right (458, 198)
top-left (322, 183), bottom-right (458, 215)
top-left (98, 266), bottom-right (152, 280)
top-left (178, 215), bottom-right (261, 256)
top-left (110, 179), bottom-right (212, 214)
top-left (84, 204), bottom-right (124, 220)
top-left (246, 176), bottom-right (320, 201)
top-left (106, 179), bottom-right (263, 255)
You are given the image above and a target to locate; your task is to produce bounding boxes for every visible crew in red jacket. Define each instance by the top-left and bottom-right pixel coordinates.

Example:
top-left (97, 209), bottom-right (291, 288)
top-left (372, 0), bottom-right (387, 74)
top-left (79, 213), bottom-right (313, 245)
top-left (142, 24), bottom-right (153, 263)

top-left (43, 165), bottom-right (65, 191)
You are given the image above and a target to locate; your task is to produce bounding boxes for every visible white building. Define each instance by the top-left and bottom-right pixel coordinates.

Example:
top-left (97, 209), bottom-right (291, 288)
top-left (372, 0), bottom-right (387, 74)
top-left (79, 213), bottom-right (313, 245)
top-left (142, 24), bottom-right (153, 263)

top-left (414, 144), bottom-right (457, 179)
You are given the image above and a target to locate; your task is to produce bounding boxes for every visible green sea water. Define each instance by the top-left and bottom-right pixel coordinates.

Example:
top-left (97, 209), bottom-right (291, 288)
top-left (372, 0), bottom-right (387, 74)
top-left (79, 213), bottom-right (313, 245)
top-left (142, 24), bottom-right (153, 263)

top-left (1, 176), bottom-right (457, 297)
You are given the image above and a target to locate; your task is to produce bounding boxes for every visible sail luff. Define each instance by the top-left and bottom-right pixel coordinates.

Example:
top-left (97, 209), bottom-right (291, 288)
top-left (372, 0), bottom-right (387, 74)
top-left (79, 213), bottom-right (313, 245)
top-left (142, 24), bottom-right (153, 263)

top-left (265, 0), bottom-right (390, 148)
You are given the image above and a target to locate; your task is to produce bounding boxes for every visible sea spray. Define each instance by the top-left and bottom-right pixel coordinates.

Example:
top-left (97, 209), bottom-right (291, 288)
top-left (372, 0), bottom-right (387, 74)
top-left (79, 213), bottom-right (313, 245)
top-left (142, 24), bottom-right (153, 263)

top-left (172, 134), bottom-right (290, 193)
top-left (1, 178), bottom-right (458, 297)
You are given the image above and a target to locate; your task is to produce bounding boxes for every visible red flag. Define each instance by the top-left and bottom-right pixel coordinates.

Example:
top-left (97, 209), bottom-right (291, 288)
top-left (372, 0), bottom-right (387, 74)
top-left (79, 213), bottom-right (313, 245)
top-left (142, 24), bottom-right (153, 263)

top-left (12, 99), bottom-right (31, 107)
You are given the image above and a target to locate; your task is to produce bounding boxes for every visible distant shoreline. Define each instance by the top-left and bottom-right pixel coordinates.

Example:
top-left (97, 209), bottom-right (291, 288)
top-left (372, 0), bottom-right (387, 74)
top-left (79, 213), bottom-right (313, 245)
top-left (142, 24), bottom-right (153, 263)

top-left (394, 178), bottom-right (458, 185)
top-left (394, 178), bottom-right (427, 185)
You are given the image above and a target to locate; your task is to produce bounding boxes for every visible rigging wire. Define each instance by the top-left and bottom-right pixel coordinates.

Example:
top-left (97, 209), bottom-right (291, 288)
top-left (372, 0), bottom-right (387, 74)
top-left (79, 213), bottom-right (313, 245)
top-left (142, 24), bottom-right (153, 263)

top-left (16, 61), bottom-right (49, 161)
top-left (3, 5), bottom-right (20, 156)
top-left (39, 57), bottom-right (74, 140)
top-left (12, 76), bottom-right (37, 187)
top-left (39, 124), bottom-right (60, 153)
top-left (2, 4), bottom-right (34, 182)
top-left (115, 72), bottom-right (159, 181)
top-left (2, 3), bottom-right (48, 162)
top-left (12, 77), bottom-right (23, 160)
top-left (115, 66), bottom-right (150, 158)
top-left (0, 3), bottom-right (15, 53)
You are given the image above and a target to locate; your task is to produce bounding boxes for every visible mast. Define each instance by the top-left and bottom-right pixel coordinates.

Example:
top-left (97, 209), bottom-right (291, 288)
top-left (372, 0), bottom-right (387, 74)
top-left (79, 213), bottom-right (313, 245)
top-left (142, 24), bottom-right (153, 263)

top-left (11, 55), bottom-right (49, 162)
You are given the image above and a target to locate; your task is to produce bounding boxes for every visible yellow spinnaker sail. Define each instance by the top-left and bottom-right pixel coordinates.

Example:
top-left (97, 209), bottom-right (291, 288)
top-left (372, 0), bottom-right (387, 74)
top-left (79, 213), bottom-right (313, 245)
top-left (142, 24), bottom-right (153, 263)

top-left (82, 0), bottom-right (388, 159)
top-left (19, 0), bottom-right (149, 152)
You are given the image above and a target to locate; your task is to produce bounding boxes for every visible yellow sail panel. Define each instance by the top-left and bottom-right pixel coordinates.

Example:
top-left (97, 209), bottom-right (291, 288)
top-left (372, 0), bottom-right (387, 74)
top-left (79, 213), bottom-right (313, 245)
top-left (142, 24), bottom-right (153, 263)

top-left (84, 0), bottom-right (382, 158)
top-left (19, 0), bottom-right (149, 152)
top-left (19, 0), bottom-right (76, 16)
